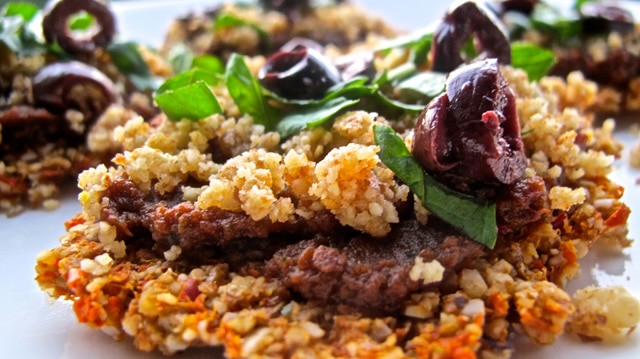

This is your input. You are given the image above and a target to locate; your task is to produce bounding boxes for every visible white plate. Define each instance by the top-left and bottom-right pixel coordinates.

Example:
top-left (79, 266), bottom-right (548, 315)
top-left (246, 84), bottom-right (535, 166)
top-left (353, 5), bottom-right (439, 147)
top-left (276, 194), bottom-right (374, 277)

top-left (1, 1), bottom-right (638, 358)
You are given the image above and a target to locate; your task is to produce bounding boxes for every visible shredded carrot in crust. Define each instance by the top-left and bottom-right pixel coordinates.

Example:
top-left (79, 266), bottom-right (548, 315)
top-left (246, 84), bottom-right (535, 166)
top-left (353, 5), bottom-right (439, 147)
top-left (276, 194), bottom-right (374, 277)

top-left (64, 213), bottom-right (86, 230)
top-left (604, 204), bottom-right (631, 227)
top-left (487, 292), bottom-right (509, 318)
top-left (217, 321), bottom-right (244, 359)
top-left (409, 314), bottom-right (483, 359)
top-left (74, 294), bottom-right (107, 327)
top-left (560, 240), bottom-right (578, 265)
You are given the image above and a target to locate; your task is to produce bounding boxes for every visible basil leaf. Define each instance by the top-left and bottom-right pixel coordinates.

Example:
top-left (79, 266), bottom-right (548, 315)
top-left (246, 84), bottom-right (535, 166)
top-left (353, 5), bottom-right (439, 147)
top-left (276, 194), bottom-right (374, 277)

top-left (511, 42), bottom-right (556, 81)
top-left (225, 53), bottom-right (274, 128)
top-left (193, 54), bottom-right (225, 75)
top-left (3, 3), bottom-right (39, 21)
top-left (155, 68), bottom-right (222, 121)
top-left (375, 26), bottom-right (434, 53)
top-left (276, 97), bottom-right (359, 138)
top-left (409, 32), bottom-right (433, 66)
top-left (68, 11), bottom-right (94, 31)
top-left (574, 0), bottom-right (596, 10)
top-left (382, 62), bottom-right (416, 84)
top-left (394, 71), bottom-right (446, 99)
top-left (373, 125), bottom-right (425, 199)
top-left (167, 43), bottom-right (195, 74)
top-left (373, 125), bottom-right (498, 249)
top-left (107, 41), bottom-right (162, 90)
top-left (0, 15), bottom-right (23, 52)
top-left (530, 3), bottom-right (581, 42)
top-left (268, 76), bottom-right (375, 106)
top-left (374, 92), bottom-right (425, 113)
top-left (1, 3), bottom-right (43, 54)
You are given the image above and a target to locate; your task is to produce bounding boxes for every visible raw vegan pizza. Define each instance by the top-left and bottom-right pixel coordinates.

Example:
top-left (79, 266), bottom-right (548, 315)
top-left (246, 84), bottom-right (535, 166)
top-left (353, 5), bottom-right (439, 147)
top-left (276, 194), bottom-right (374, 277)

top-left (0, 0), bottom-right (169, 216)
top-left (35, 1), bottom-right (640, 358)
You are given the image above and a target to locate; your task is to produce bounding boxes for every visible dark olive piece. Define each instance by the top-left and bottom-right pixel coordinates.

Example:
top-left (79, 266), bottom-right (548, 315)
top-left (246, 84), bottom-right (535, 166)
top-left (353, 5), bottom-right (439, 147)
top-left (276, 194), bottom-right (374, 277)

top-left (580, 3), bottom-right (635, 35)
top-left (499, 0), bottom-right (539, 15)
top-left (335, 51), bottom-right (376, 82)
top-left (431, 0), bottom-right (511, 73)
top-left (32, 61), bottom-right (119, 121)
top-left (412, 59), bottom-right (526, 186)
top-left (259, 0), bottom-right (312, 21)
top-left (280, 37), bottom-right (325, 53)
top-left (42, 0), bottom-right (116, 54)
top-left (258, 47), bottom-right (341, 100)
top-left (259, 0), bottom-right (347, 21)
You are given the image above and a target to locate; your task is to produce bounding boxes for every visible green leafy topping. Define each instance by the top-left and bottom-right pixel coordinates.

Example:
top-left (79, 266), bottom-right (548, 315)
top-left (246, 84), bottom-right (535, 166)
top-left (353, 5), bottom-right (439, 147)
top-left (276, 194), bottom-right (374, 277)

top-left (511, 42), bottom-right (556, 81)
top-left (461, 36), bottom-right (477, 61)
top-left (225, 53), bottom-right (275, 129)
top-left (193, 54), bottom-right (225, 75)
top-left (574, 0), bottom-right (596, 10)
top-left (374, 91), bottom-right (425, 113)
top-left (166, 42), bottom-right (226, 79)
top-left (155, 68), bottom-right (223, 122)
top-left (276, 97), bottom-right (359, 138)
top-left (68, 11), bottom-right (95, 31)
top-left (409, 33), bottom-right (433, 67)
top-left (530, 3), bottom-right (581, 42)
top-left (0, 2), bottom-right (45, 55)
top-left (107, 41), bottom-right (162, 90)
top-left (3, 2), bottom-right (38, 21)
top-left (373, 125), bottom-right (498, 249)
top-left (375, 27), bottom-right (434, 67)
top-left (167, 43), bottom-right (195, 74)
top-left (378, 62), bottom-right (416, 85)
top-left (394, 71), bottom-right (447, 99)
top-left (268, 77), bottom-right (375, 106)
top-left (375, 26), bottom-right (434, 53)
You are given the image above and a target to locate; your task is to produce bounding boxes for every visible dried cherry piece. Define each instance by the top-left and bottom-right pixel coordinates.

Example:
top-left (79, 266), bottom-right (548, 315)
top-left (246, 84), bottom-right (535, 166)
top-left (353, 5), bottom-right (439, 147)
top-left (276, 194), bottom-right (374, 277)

top-left (431, 0), bottom-right (511, 73)
top-left (412, 59), bottom-right (526, 186)
top-left (258, 46), bottom-right (341, 100)
top-left (42, 0), bottom-right (116, 54)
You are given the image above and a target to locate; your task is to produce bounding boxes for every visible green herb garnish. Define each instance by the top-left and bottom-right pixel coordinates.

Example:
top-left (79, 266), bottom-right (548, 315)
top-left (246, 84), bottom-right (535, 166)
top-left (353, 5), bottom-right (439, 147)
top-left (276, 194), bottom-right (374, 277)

top-left (276, 97), bottom-right (359, 138)
top-left (373, 125), bottom-right (498, 249)
top-left (167, 43), bottom-right (195, 74)
top-left (511, 42), bottom-right (556, 81)
top-left (530, 3), bottom-right (581, 43)
top-left (0, 2), bottom-right (45, 55)
top-left (193, 54), bottom-right (225, 75)
top-left (68, 11), bottom-right (95, 31)
top-left (225, 53), bottom-right (275, 129)
top-left (375, 27), bottom-right (434, 67)
top-left (155, 68), bottom-right (222, 121)
top-left (394, 71), bottom-right (447, 100)
top-left (107, 41), bottom-right (162, 90)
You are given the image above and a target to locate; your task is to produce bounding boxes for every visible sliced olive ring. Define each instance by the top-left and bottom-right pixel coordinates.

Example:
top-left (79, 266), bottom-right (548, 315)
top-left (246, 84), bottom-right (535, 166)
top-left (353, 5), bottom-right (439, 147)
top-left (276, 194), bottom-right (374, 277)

top-left (32, 61), bottom-right (119, 122)
top-left (258, 46), bottom-right (341, 100)
top-left (431, 0), bottom-right (511, 73)
top-left (580, 2), bottom-right (635, 35)
top-left (42, 0), bottom-right (116, 54)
